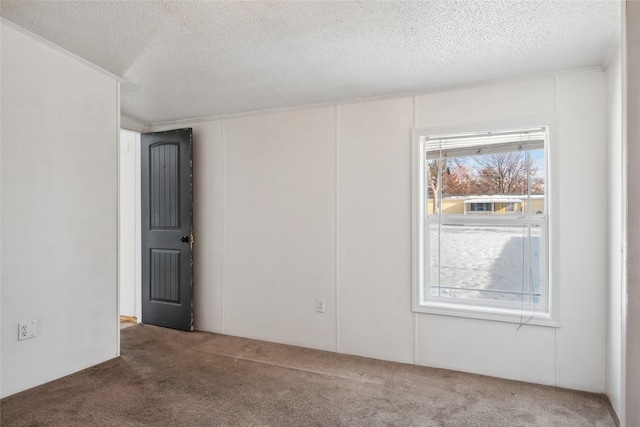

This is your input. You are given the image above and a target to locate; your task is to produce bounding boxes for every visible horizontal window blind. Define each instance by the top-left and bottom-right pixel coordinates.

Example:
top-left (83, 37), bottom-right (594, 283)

top-left (425, 127), bottom-right (546, 159)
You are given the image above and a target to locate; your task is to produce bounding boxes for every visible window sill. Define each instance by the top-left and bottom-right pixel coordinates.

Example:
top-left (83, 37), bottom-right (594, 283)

top-left (413, 302), bottom-right (559, 327)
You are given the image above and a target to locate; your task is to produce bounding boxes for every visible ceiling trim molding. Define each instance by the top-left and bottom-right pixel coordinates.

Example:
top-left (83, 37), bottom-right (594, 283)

top-left (147, 66), bottom-right (604, 128)
top-left (121, 112), bottom-right (150, 127)
top-left (0, 17), bottom-right (124, 83)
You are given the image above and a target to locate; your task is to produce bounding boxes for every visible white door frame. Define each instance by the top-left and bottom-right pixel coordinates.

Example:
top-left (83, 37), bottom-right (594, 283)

top-left (119, 129), bottom-right (142, 322)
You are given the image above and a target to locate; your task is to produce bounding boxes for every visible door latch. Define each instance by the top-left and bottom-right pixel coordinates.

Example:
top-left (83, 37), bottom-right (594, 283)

top-left (181, 232), bottom-right (195, 250)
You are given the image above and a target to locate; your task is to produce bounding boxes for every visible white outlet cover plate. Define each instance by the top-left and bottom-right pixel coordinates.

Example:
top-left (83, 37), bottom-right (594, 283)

top-left (19, 320), bottom-right (38, 340)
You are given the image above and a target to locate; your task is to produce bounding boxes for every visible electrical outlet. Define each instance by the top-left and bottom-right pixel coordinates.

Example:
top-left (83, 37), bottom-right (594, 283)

top-left (18, 320), bottom-right (38, 341)
top-left (316, 298), bottom-right (326, 313)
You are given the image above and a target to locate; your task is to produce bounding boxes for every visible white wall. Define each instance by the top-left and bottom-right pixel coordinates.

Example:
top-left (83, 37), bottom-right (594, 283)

top-left (554, 72), bottom-right (607, 391)
top-left (151, 71), bottom-right (607, 392)
top-left (0, 22), bottom-right (119, 398)
top-left (224, 109), bottom-right (337, 350)
top-left (338, 97), bottom-right (415, 363)
top-left (605, 31), bottom-right (625, 424)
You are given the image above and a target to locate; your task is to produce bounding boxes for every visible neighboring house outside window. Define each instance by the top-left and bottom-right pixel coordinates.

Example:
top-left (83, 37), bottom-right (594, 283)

top-left (412, 124), bottom-right (555, 326)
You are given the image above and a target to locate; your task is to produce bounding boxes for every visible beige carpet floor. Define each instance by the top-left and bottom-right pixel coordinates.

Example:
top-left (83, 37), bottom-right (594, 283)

top-left (1, 324), bottom-right (618, 426)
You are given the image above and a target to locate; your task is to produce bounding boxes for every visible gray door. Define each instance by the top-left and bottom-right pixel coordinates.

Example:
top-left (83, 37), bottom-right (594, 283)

top-left (141, 128), bottom-right (193, 331)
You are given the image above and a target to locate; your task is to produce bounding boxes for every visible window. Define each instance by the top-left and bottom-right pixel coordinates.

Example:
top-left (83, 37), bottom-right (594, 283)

top-left (470, 202), bottom-right (491, 212)
top-left (412, 125), bottom-right (555, 326)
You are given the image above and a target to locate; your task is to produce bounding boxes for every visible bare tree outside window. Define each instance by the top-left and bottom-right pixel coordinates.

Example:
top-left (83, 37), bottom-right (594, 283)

top-left (428, 150), bottom-right (544, 215)
top-left (472, 152), bottom-right (544, 195)
top-left (427, 159), bottom-right (444, 214)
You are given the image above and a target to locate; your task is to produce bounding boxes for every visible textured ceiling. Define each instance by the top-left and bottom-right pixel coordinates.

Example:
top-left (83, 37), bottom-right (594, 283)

top-left (1, 1), bottom-right (620, 124)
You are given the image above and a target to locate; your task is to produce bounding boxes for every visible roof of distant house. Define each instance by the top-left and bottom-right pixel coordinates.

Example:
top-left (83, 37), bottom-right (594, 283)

top-left (464, 197), bottom-right (524, 204)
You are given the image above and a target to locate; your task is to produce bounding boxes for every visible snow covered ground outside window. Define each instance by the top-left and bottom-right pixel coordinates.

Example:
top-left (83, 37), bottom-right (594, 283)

top-left (428, 224), bottom-right (542, 305)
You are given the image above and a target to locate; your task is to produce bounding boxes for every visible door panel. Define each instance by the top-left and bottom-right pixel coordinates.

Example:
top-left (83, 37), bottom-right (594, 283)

top-left (141, 128), bottom-right (193, 331)
top-left (150, 143), bottom-right (180, 229)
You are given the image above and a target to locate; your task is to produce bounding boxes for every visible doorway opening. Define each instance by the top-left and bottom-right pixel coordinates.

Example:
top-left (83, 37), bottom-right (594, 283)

top-left (118, 128), bottom-right (195, 333)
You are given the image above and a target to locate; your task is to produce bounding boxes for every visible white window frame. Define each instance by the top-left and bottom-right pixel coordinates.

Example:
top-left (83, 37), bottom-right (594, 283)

top-left (411, 119), bottom-right (559, 327)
